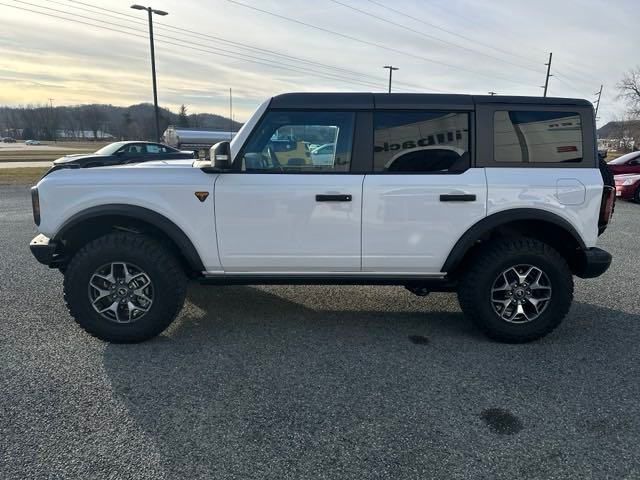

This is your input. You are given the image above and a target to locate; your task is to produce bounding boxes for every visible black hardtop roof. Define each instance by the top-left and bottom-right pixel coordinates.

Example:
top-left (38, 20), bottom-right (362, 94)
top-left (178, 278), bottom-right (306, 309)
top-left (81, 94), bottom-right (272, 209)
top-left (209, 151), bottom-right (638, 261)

top-left (270, 92), bottom-right (592, 110)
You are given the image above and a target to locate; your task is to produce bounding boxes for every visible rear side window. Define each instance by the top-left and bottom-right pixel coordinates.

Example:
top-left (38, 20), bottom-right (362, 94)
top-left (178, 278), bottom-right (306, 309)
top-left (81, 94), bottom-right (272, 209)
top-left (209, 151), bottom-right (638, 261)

top-left (373, 111), bottom-right (470, 173)
top-left (494, 111), bottom-right (583, 163)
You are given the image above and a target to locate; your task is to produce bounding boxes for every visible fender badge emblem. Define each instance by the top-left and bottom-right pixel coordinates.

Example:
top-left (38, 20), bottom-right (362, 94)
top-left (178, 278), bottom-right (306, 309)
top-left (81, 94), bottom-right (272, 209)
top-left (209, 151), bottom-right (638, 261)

top-left (194, 191), bottom-right (209, 202)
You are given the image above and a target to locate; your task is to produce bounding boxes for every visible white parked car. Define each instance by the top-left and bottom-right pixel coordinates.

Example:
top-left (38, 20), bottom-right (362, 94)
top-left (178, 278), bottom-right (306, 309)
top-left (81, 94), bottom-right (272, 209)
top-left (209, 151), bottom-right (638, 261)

top-left (29, 93), bottom-right (615, 344)
top-left (311, 143), bottom-right (337, 166)
top-left (25, 139), bottom-right (41, 145)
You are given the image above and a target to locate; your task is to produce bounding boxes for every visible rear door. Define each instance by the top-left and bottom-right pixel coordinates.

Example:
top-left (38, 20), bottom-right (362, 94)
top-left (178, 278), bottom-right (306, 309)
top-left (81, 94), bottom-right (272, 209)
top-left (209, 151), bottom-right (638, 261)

top-left (362, 107), bottom-right (487, 273)
top-left (215, 110), bottom-right (365, 273)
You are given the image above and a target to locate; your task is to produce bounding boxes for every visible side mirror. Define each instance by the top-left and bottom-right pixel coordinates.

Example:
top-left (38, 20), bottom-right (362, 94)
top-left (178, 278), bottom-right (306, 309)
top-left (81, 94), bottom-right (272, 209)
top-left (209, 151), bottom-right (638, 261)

top-left (211, 141), bottom-right (231, 170)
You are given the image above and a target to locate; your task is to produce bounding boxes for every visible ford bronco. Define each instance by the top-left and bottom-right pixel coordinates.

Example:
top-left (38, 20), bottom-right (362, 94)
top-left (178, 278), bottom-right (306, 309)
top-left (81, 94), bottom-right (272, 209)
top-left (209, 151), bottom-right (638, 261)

top-left (29, 93), bottom-right (615, 343)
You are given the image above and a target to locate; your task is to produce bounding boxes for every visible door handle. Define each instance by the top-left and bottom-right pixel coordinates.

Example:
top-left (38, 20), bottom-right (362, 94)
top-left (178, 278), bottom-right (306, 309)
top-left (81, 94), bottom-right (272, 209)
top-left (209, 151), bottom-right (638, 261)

top-left (440, 194), bottom-right (476, 202)
top-left (316, 194), bottom-right (352, 202)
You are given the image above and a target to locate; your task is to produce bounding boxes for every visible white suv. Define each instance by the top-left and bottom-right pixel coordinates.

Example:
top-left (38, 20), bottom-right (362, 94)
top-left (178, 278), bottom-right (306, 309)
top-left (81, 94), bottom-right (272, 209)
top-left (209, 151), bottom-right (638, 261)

top-left (29, 93), bottom-right (615, 343)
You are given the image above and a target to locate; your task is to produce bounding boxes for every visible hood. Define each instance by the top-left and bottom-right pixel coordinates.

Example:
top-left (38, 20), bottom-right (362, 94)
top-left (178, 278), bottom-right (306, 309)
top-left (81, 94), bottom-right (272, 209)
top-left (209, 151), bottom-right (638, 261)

top-left (123, 159), bottom-right (196, 168)
top-left (53, 153), bottom-right (107, 165)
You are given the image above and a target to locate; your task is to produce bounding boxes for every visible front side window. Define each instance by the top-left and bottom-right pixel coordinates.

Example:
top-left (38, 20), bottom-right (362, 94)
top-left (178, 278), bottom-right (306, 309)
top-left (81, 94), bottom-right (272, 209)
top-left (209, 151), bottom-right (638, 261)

top-left (373, 111), bottom-right (470, 173)
top-left (240, 111), bottom-right (354, 172)
top-left (494, 111), bottom-right (583, 163)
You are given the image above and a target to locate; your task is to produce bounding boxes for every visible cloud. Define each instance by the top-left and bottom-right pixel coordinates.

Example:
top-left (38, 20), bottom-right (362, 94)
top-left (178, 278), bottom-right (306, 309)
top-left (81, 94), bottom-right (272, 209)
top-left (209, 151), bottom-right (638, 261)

top-left (0, 0), bottom-right (637, 123)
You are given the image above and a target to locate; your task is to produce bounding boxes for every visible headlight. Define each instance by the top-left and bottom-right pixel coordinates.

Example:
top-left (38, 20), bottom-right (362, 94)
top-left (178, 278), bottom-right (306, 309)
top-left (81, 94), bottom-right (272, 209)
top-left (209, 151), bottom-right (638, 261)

top-left (31, 187), bottom-right (40, 226)
top-left (622, 178), bottom-right (635, 186)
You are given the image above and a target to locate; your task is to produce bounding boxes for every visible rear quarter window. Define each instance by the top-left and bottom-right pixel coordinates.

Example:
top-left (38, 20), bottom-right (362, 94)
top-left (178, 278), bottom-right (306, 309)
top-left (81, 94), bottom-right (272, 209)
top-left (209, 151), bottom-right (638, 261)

top-left (494, 111), bottom-right (583, 164)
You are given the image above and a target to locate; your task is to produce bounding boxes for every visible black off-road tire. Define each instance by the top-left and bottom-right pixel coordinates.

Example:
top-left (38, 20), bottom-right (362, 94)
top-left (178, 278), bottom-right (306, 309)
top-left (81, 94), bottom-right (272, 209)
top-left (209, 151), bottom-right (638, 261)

top-left (457, 238), bottom-right (573, 343)
top-left (63, 232), bottom-right (187, 343)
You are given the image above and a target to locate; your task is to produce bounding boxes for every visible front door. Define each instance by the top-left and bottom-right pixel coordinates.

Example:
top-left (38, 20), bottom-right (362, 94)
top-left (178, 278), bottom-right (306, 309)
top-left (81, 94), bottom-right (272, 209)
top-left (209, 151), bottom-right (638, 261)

top-left (215, 110), bottom-right (363, 273)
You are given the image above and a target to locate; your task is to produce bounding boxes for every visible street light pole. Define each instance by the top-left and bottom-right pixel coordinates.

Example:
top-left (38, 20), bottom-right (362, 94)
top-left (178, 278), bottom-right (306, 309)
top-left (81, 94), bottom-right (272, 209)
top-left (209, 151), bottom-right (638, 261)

top-left (383, 65), bottom-right (399, 93)
top-left (131, 4), bottom-right (168, 142)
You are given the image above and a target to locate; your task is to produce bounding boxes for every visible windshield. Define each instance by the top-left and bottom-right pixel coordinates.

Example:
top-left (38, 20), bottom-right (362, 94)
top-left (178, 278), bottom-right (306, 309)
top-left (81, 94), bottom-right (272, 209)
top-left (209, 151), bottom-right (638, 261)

top-left (94, 142), bottom-right (127, 155)
top-left (608, 151), bottom-right (640, 165)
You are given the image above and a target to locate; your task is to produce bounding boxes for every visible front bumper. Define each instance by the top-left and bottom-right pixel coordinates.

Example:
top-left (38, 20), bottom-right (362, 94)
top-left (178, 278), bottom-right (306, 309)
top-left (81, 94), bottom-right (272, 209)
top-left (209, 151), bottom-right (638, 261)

top-left (575, 247), bottom-right (612, 279)
top-left (30, 234), bottom-right (63, 267)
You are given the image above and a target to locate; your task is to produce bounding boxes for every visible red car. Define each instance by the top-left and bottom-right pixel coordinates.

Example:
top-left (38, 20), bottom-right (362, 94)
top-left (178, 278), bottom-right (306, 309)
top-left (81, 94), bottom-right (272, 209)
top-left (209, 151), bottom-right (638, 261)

top-left (607, 151), bottom-right (640, 175)
top-left (614, 174), bottom-right (640, 202)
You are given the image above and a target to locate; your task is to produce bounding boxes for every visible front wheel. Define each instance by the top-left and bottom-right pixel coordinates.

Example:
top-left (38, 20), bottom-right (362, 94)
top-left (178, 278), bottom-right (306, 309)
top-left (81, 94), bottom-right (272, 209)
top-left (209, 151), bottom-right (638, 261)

top-left (458, 238), bottom-right (574, 343)
top-left (63, 233), bottom-right (187, 343)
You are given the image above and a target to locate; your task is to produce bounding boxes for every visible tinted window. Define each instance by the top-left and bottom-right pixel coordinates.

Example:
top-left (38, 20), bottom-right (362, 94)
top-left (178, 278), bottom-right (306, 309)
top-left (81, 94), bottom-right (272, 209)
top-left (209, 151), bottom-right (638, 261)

top-left (118, 144), bottom-right (146, 154)
top-left (494, 111), bottom-right (583, 163)
top-left (373, 111), bottom-right (470, 173)
top-left (146, 144), bottom-right (169, 154)
top-left (240, 111), bottom-right (354, 172)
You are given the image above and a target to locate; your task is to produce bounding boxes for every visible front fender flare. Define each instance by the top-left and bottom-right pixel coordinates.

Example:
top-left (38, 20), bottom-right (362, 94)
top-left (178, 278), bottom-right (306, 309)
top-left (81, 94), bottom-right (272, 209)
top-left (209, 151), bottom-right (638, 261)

top-left (53, 204), bottom-right (205, 272)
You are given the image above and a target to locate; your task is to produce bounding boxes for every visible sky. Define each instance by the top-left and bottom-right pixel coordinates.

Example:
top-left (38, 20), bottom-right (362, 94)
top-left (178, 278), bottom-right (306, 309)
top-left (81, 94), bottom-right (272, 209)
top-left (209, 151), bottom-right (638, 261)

top-left (0, 0), bottom-right (637, 125)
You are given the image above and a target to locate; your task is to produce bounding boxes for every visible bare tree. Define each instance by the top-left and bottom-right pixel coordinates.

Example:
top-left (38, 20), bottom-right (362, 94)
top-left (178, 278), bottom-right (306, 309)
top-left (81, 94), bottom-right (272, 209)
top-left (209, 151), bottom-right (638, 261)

top-left (607, 116), bottom-right (639, 152)
top-left (178, 104), bottom-right (189, 128)
top-left (82, 105), bottom-right (106, 140)
top-left (618, 67), bottom-right (640, 118)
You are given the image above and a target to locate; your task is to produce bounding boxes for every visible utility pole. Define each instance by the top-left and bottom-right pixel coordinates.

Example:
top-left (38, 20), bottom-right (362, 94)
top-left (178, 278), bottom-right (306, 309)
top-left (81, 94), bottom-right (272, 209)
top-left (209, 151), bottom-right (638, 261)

top-left (229, 87), bottom-right (233, 140)
top-left (383, 65), bottom-right (399, 93)
top-left (594, 84), bottom-right (603, 119)
top-left (48, 98), bottom-right (56, 143)
top-left (542, 52), bottom-right (553, 97)
top-left (131, 4), bottom-right (168, 142)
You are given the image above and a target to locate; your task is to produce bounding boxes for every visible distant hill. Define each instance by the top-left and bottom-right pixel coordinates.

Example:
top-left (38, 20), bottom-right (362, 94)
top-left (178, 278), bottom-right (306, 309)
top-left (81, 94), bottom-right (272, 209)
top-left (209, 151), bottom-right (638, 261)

top-left (597, 120), bottom-right (640, 138)
top-left (0, 103), bottom-right (242, 141)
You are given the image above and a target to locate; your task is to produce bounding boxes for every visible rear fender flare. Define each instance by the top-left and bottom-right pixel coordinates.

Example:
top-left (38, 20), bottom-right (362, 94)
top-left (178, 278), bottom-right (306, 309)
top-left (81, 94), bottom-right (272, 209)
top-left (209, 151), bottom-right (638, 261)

top-left (442, 208), bottom-right (586, 273)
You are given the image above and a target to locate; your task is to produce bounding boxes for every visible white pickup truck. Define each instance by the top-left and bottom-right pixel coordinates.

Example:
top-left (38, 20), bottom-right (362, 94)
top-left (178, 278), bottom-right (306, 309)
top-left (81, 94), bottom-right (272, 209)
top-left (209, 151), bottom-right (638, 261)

top-left (29, 93), bottom-right (615, 344)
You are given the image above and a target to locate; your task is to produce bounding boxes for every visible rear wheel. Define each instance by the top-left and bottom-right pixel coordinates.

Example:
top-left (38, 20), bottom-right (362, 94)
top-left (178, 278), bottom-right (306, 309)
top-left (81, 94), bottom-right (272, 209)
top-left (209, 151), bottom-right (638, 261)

top-left (458, 238), bottom-right (573, 343)
top-left (63, 232), bottom-right (187, 343)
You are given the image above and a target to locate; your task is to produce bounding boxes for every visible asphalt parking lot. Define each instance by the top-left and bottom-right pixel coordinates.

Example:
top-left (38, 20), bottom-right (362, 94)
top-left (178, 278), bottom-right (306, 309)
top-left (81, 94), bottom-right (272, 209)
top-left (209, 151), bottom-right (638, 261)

top-left (1, 185), bottom-right (639, 479)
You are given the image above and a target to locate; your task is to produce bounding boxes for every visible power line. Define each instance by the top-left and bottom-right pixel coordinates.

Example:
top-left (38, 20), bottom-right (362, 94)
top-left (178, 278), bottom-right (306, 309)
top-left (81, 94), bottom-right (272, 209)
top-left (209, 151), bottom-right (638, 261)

top-left (330, 0), bottom-right (542, 75)
top-left (57, 0), bottom-right (446, 93)
top-left (223, 0), bottom-right (536, 87)
top-left (5, 1), bottom-right (422, 92)
top-left (365, 0), bottom-right (542, 71)
top-left (388, 0), bottom-right (602, 84)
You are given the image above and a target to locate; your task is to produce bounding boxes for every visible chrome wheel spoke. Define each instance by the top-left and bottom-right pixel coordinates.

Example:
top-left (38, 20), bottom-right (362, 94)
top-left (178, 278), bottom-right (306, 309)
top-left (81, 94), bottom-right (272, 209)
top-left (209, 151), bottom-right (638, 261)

top-left (499, 299), bottom-right (516, 320)
top-left (133, 289), bottom-right (152, 303)
top-left (126, 301), bottom-right (149, 322)
top-left (526, 294), bottom-right (551, 311)
top-left (98, 301), bottom-right (123, 323)
top-left (491, 272), bottom-right (512, 293)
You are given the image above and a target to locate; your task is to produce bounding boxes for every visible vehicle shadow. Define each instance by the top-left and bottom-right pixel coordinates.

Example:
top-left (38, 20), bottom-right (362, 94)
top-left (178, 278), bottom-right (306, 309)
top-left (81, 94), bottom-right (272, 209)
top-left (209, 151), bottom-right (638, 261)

top-left (102, 284), bottom-right (640, 479)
